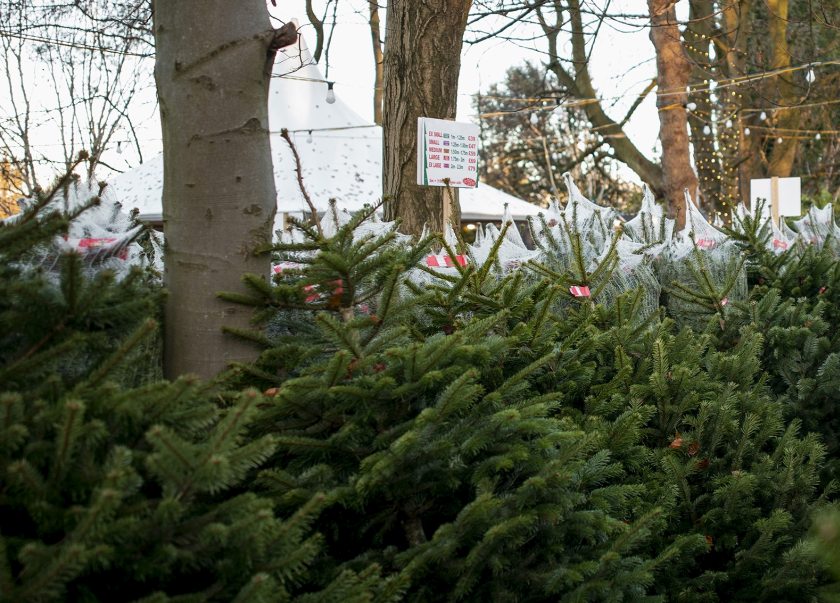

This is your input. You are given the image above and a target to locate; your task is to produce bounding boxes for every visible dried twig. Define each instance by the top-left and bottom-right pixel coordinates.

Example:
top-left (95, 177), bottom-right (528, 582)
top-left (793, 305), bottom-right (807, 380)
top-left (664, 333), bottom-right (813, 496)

top-left (280, 128), bottom-right (323, 237)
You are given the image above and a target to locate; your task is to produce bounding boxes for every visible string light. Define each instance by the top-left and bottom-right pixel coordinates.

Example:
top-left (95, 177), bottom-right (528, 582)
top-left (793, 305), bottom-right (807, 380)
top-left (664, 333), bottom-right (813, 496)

top-left (116, 141), bottom-right (123, 155)
top-left (703, 125), bottom-right (711, 135)
top-left (777, 137), bottom-right (783, 144)
top-left (806, 69), bottom-right (816, 84)
top-left (816, 132), bottom-right (822, 141)
top-left (744, 127), bottom-right (751, 135)
top-left (325, 81), bottom-right (336, 104)
top-left (687, 102), bottom-right (697, 111)
top-left (725, 119), bottom-right (733, 128)
top-left (306, 130), bottom-right (313, 143)
top-left (760, 111), bottom-right (768, 121)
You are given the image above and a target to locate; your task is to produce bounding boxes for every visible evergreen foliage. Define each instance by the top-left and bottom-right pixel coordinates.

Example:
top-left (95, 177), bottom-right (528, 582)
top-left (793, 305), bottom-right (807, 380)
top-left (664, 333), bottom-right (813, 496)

top-left (234, 212), bottom-right (836, 601)
top-left (0, 175), bottom-right (397, 602)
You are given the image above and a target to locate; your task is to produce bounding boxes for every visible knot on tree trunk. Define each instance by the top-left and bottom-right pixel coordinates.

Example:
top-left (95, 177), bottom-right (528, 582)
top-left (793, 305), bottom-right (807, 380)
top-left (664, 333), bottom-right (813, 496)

top-left (269, 21), bottom-right (298, 52)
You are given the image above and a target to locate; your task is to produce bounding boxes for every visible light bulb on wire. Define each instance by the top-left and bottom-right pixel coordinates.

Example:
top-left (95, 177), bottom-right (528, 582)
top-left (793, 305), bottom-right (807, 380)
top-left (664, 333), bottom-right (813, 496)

top-left (687, 102), bottom-right (697, 111)
top-left (806, 69), bottom-right (816, 84)
top-left (325, 81), bottom-right (336, 104)
top-left (116, 141), bottom-right (123, 155)
top-left (725, 119), bottom-right (733, 128)
top-left (760, 111), bottom-right (768, 121)
top-left (815, 132), bottom-right (821, 141)
top-left (530, 112), bottom-right (539, 126)
top-left (777, 137), bottom-right (783, 144)
top-left (744, 127), bottom-right (751, 136)
top-left (703, 125), bottom-right (712, 135)
top-left (306, 130), bottom-right (313, 144)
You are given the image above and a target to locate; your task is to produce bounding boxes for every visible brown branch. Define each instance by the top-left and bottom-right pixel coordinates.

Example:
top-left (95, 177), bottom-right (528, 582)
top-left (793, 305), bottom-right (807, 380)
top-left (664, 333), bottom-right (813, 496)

top-left (280, 128), bottom-right (323, 238)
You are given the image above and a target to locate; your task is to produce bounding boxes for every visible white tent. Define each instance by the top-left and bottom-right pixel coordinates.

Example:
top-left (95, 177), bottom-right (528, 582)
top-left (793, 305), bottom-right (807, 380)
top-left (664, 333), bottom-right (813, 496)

top-left (109, 33), bottom-right (541, 227)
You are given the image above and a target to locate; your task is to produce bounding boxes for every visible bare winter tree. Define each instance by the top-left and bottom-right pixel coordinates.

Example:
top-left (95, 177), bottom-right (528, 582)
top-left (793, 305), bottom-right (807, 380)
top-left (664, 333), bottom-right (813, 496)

top-left (154, 1), bottom-right (297, 378)
top-left (0, 0), bottom-right (152, 199)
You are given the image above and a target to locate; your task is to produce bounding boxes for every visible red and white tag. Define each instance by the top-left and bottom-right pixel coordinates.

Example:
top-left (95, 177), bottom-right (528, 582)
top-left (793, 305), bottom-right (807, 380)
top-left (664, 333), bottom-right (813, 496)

top-left (425, 254), bottom-right (467, 268)
top-left (272, 261), bottom-right (304, 274)
top-left (696, 238), bottom-right (716, 250)
top-left (720, 297), bottom-right (728, 306)
top-left (772, 239), bottom-right (788, 250)
top-left (569, 285), bottom-right (591, 298)
top-left (68, 237), bottom-right (129, 260)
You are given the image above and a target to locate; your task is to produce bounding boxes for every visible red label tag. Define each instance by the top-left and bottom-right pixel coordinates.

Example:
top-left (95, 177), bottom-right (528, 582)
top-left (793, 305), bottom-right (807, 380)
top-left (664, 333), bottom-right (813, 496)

top-left (272, 261), bottom-right (304, 274)
top-left (426, 254), bottom-right (467, 268)
top-left (696, 238), bottom-right (715, 249)
top-left (569, 285), bottom-right (591, 298)
top-left (720, 297), bottom-right (728, 306)
top-left (772, 239), bottom-right (788, 250)
top-left (73, 237), bottom-right (128, 260)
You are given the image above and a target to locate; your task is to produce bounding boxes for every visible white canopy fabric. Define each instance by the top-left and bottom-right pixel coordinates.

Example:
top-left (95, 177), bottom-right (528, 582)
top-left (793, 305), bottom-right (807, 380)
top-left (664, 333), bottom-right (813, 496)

top-left (109, 32), bottom-right (541, 226)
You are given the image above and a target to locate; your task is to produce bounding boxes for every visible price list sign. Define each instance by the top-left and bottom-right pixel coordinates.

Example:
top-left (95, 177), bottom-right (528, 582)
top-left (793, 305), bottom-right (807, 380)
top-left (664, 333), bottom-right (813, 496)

top-left (416, 117), bottom-right (480, 188)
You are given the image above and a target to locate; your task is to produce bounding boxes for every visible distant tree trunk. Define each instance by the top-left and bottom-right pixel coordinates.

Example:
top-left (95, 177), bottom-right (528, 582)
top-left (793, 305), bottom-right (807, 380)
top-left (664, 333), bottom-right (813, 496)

top-left (154, 2), bottom-right (295, 378)
top-left (684, 0), bottom-right (720, 211)
top-left (382, 0), bottom-right (472, 236)
top-left (368, 0), bottom-right (384, 126)
top-left (648, 0), bottom-right (698, 229)
top-left (718, 0), bottom-right (756, 206)
top-left (766, 0), bottom-right (799, 177)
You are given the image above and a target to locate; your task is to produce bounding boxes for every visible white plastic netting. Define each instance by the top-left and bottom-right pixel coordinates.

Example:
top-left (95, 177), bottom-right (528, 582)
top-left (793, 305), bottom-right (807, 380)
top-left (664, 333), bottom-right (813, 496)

top-left (662, 191), bottom-right (747, 329)
top-left (4, 179), bottom-right (161, 280)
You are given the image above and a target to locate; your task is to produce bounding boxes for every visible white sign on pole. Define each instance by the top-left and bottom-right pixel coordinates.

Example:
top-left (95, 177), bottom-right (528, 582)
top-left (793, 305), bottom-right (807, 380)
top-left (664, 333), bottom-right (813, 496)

top-left (416, 117), bottom-right (480, 188)
top-left (750, 177), bottom-right (801, 217)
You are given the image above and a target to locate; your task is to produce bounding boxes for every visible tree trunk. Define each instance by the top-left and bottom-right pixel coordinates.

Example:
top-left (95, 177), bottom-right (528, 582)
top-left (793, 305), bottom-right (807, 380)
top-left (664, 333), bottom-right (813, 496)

top-left (684, 0), bottom-right (720, 211)
top-left (766, 0), bottom-right (799, 177)
top-left (648, 0), bottom-right (698, 229)
top-left (154, 2), bottom-right (295, 378)
top-left (382, 0), bottom-right (472, 236)
top-left (720, 0), bottom-right (761, 204)
top-left (368, 0), bottom-right (384, 126)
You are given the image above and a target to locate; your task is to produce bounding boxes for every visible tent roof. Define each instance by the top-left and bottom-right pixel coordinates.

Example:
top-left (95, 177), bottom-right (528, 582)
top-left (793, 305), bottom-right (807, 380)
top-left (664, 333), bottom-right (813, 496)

top-left (109, 32), bottom-right (542, 224)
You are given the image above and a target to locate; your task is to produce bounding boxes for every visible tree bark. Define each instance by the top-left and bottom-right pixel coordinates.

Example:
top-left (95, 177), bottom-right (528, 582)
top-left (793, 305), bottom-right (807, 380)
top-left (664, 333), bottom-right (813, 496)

top-left (382, 0), bottom-right (472, 236)
top-left (766, 0), bottom-right (799, 177)
top-left (684, 0), bottom-right (720, 211)
top-left (368, 0), bottom-right (384, 126)
top-left (648, 0), bottom-right (698, 229)
top-left (154, 2), bottom-right (295, 378)
top-left (719, 0), bottom-right (755, 209)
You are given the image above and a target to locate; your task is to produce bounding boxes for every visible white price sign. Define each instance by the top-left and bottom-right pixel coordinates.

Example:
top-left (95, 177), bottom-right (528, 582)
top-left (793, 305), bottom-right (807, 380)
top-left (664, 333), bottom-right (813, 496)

top-left (750, 177), bottom-right (801, 217)
top-left (416, 117), bottom-right (480, 188)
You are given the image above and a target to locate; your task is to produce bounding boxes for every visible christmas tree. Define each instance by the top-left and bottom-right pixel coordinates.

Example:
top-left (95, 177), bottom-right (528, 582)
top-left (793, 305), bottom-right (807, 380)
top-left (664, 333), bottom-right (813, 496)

top-left (0, 169), bottom-right (398, 601)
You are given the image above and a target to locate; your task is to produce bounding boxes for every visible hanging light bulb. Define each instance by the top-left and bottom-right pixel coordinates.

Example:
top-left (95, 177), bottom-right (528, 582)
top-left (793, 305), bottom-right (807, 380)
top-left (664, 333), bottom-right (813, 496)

top-left (725, 119), bottom-right (733, 128)
top-left (806, 69), bottom-right (816, 84)
top-left (760, 111), bottom-right (768, 121)
top-left (777, 136), bottom-right (783, 144)
top-left (744, 127), bottom-right (751, 136)
top-left (815, 132), bottom-right (822, 141)
top-left (306, 130), bottom-right (313, 143)
top-left (116, 141), bottom-right (123, 155)
top-left (687, 102), bottom-right (697, 111)
top-left (530, 112), bottom-right (539, 126)
top-left (325, 81), bottom-right (336, 104)
top-left (703, 125), bottom-right (712, 135)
